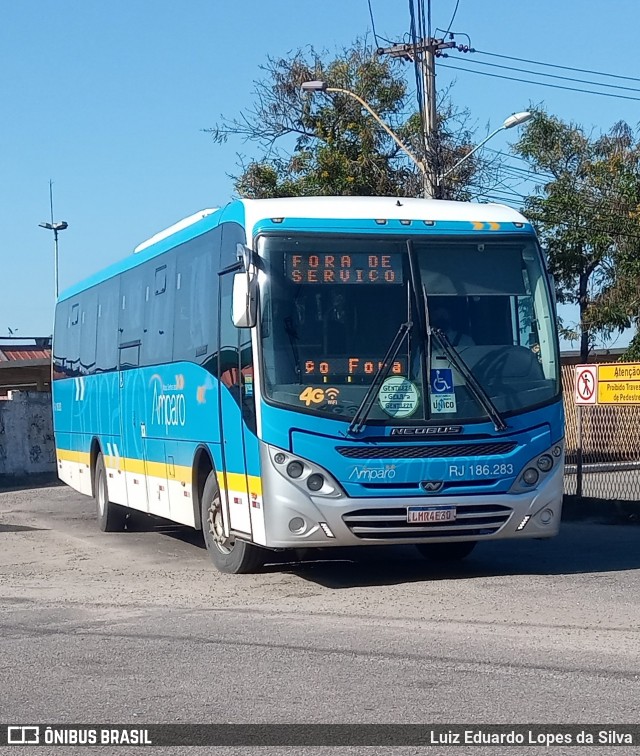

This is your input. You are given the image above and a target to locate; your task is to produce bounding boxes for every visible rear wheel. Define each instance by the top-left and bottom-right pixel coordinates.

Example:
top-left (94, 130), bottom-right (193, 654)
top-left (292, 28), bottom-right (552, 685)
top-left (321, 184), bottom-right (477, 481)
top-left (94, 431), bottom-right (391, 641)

top-left (94, 453), bottom-right (127, 532)
top-left (416, 541), bottom-right (477, 562)
top-left (201, 470), bottom-right (265, 574)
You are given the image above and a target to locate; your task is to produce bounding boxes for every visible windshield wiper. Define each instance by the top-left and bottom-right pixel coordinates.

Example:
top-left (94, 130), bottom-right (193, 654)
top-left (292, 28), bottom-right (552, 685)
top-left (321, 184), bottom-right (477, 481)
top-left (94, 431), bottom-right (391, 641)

top-left (429, 320), bottom-right (507, 432)
top-left (347, 321), bottom-right (412, 435)
top-left (283, 316), bottom-right (302, 383)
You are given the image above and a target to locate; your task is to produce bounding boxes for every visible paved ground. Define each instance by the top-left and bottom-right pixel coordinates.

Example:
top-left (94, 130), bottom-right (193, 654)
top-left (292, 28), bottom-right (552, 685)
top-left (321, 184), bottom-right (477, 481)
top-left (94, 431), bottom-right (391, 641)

top-left (2, 485), bottom-right (640, 754)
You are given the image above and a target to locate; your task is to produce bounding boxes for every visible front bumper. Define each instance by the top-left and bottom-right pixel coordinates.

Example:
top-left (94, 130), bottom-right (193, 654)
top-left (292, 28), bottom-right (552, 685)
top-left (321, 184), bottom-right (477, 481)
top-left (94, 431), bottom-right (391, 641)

top-left (259, 448), bottom-right (564, 549)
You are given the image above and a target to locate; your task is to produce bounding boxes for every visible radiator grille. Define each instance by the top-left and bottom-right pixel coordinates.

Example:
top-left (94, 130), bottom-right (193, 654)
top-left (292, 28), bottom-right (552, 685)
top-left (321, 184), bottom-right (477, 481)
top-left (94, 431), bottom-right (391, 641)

top-left (342, 504), bottom-right (512, 540)
top-left (336, 442), bottom-right (517, 459)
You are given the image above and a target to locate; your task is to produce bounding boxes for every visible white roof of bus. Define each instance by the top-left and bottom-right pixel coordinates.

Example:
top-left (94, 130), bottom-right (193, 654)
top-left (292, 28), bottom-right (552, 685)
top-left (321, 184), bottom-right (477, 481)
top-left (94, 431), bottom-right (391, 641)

top-left (133, 208), bottom-right (218, 253)
top-left (240, 196), bottom-right (528, 237)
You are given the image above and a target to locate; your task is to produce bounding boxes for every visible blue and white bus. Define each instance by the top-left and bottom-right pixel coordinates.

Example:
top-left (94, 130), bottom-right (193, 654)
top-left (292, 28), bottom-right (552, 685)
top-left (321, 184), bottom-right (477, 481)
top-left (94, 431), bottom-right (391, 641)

top-left (53, 197), bottom-right (564, 573)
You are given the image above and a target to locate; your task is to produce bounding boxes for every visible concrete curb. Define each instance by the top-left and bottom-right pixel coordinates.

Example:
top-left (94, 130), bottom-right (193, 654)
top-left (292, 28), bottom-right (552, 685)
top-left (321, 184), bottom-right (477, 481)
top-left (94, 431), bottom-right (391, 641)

top-left (562, 495), bottom-right (640, 525)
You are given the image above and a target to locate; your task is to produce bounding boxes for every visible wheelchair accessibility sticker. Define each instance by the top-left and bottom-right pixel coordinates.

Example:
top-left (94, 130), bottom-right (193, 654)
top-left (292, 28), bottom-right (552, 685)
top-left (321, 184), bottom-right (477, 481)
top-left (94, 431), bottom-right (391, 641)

top-left (430, 368), bottom-right (457, 413)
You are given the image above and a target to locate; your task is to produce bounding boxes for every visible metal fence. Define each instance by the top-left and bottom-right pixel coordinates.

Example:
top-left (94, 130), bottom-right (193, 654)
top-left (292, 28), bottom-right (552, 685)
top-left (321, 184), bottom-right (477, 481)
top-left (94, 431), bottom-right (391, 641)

top-left (562, 364), bottom-right (640, 502)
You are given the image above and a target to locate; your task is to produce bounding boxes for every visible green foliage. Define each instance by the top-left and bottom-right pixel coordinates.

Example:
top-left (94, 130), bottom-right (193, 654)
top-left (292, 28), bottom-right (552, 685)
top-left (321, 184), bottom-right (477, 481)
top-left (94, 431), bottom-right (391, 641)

top-left (515, 112), bottom-right (640, 361)
top-left (206, 42), bottom-right (492, 200)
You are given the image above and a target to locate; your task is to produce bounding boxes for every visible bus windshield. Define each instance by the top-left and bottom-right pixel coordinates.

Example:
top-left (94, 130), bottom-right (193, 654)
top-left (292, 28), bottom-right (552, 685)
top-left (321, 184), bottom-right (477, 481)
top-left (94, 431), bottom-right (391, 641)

top-left (258, 234), bottom-right (559, 425)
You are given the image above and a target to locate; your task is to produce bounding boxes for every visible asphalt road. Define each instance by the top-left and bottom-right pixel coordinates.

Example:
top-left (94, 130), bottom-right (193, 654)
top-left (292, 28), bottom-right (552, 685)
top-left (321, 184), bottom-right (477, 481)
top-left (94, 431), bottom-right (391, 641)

top-left (2, 484), bottom-right (640, 755)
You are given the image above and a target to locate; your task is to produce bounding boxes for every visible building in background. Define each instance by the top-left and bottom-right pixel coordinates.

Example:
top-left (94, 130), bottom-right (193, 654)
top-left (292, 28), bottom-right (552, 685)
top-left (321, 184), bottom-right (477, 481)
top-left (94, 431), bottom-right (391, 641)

top-left (0, 336), bottom-right (55, 484)
top-left (0, 336), bottom-right (51, 396)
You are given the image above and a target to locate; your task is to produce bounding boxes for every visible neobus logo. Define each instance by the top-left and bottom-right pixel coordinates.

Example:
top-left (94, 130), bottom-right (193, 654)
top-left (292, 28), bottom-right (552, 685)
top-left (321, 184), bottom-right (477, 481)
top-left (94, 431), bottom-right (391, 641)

top-left (150, 374), bottom-right (186, 431)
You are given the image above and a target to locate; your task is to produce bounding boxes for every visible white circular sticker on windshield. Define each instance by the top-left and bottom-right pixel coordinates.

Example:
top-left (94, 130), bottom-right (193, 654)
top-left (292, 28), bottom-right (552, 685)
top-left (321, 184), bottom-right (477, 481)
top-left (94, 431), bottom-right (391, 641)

top-left (378, 376), bottom-right (420, 418)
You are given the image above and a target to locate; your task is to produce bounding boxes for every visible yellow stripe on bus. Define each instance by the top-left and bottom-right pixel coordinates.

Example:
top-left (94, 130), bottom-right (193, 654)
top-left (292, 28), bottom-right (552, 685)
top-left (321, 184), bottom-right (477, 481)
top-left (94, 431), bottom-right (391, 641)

top-left (56, 448), bottom-right (261, 494)
top-left (56, 448), bottom-right (91, 465)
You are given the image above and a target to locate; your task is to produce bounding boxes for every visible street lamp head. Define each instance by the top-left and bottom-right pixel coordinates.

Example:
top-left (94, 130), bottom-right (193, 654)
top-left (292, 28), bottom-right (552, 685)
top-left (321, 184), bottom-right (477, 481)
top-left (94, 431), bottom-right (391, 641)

top-left (502, 111), bottom-right (533, 130)
top-left (301, 80), bottom-right (328, 92)
top-left (40, 221), bottom-right (68, 231)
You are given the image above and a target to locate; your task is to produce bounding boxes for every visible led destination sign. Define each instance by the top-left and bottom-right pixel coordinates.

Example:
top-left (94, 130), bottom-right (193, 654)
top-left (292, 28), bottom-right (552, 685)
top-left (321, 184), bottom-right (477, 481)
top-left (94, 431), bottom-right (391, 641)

top-left (287, 253), bottom-right (403, 284)
top-left (303, 357), bottom-right (406, 377)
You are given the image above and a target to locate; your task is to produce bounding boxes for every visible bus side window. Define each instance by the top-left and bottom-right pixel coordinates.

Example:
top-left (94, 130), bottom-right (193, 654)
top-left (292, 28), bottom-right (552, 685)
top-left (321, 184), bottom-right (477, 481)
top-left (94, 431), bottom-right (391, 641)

top-left (53, 302), bottom-right (70, 378)
top-left (142, 260), bottom-right (175, 366)
top-left (67, 301), bottom-right (81, 377)
top-left (95, 277), bottom-right (119, 373)
top-left (173, 228), bottom-right (220, 366)
top-left (216, 222), bottom-right (255, 431)
top-left (79, 288), bottom-right (98, 375)
top-left (118, 266), bottom-right (146, 348)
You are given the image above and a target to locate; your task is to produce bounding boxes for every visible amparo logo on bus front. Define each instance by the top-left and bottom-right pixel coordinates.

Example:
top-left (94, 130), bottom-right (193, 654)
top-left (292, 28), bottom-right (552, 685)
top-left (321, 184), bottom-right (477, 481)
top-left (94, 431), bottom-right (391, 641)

top-left (150, 374), bottom-right (187, 431)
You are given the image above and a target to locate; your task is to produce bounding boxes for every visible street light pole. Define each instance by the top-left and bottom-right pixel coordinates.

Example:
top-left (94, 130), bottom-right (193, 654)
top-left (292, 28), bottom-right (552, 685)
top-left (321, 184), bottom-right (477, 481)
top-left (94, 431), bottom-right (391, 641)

top-left (38, 180), bottom-right (68, 300)
top-left (437, 111), bottom-right (533, 193)
top-left (301, 80), bottom-right (430, 196)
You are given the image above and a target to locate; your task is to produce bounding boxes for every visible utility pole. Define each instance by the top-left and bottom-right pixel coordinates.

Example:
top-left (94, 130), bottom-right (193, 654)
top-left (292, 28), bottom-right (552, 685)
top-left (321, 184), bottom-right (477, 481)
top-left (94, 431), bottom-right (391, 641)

top-left (377, 37), bottom-right (460, 198)
top-left (38, 181), bottom-right (68, 300)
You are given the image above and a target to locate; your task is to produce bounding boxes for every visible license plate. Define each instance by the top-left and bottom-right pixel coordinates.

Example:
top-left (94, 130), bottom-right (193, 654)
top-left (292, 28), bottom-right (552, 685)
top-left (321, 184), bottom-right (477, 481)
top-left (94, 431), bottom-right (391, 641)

top-left (407, 505), bottom-right (457, 524)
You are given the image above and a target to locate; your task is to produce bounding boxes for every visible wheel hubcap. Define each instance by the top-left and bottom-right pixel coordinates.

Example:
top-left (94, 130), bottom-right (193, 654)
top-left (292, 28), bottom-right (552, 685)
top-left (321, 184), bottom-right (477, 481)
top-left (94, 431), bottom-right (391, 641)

top-left (207, 492), bottom-right (234, 554)
top-left (97, 471), bottom-right (105, 515)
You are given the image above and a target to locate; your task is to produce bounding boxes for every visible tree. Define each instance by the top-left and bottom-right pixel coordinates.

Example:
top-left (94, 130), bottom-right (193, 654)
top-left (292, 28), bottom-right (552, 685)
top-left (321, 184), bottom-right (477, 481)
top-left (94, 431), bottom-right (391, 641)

top-left (206, 42), bottom-right (501, 201)
top-left (514, 112), bottom-right (640, 362)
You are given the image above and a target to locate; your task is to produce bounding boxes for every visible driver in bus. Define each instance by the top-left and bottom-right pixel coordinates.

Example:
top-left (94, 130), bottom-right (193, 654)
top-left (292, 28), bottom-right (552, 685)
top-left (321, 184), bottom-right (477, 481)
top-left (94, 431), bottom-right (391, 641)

top-left (431, 306), bottom-right (474, 348)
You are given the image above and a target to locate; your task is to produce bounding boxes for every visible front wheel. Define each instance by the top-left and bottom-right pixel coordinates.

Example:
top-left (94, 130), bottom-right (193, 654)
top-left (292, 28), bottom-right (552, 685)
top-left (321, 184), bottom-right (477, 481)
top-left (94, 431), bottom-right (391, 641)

top-left (416, 541), bottom-right (477, 562)
top-left (201, 470), bottom-right (265, 574)
top-left (94, 453), bottom-right (127, 532)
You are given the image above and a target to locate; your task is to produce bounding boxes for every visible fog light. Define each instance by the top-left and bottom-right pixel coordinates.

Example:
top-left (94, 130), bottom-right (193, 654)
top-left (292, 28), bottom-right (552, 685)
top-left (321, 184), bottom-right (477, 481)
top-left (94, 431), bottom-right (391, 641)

top-left (522, 467), bottom-right (539, 486)
top-left (537, 454), bottom-right (553, 472)
top-left (274, 452), bottom-right (286, 464)
top-left (552, 445), bottom-right (562, 458)
top-left (288, 517), bottom-right (305, 533)
top-left (307, 474), bottom-right (324, 491)
top-left (287, 461), bottom-right (304, 478)
top-left (540, 508), bottom-right (554, 524)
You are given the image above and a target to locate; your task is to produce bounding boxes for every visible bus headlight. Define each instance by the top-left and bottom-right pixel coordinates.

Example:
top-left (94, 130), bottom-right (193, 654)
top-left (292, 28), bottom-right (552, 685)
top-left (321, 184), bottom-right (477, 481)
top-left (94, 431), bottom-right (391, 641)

top-left (307, 474), bottom-right (324, 491)
top-left (510, 440), bottom-right (564, 493)
top-left (268, 446), bottom-right (343, 498)
top-left (286, 461), bottom-right (304, 479)
top-left (537, 454), bottom-right (553, 472)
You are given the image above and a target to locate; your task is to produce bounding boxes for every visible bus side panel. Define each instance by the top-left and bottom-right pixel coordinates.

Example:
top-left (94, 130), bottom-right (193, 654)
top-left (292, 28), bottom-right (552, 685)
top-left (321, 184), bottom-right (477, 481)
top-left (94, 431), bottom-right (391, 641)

top-left (142, 363), bottom-right (221, 527)
top-left (98, 372), bottom-right (128, 506)
top-left (53, 377), bottom-right (87, 493)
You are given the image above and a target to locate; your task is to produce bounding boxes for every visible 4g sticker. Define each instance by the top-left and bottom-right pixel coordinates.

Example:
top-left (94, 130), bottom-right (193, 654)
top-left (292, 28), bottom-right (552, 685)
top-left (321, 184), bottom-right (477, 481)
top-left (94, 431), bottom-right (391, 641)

top-left (298, 386), bottom-right (341, 406)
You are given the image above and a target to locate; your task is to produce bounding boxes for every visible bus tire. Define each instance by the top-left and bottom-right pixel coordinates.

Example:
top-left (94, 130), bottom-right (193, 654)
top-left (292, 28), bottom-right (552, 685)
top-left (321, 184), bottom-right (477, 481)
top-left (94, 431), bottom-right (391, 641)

top-left (94, 453), bottom-right (127, 532)
top-left (201, 470), bottom-right (265, 574)
top-left (416, 541), bottom-right (477, 562)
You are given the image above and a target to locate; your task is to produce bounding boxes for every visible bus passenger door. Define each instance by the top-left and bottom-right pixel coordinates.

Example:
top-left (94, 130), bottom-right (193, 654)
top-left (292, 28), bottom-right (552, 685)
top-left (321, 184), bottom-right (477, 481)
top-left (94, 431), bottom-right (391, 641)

top-left (217, 263), bottom-right (253, 541)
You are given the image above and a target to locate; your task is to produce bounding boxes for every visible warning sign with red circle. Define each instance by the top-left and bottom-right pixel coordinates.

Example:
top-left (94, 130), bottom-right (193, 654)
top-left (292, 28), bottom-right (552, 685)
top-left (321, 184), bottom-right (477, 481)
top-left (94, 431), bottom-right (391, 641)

top-left (574, 364), bottom-right (597, 405)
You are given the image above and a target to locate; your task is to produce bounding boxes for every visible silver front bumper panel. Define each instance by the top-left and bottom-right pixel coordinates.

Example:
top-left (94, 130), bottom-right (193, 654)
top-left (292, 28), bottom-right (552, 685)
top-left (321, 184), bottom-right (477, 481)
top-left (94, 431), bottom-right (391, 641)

top-left (259, 447), bottom-right (564, 549)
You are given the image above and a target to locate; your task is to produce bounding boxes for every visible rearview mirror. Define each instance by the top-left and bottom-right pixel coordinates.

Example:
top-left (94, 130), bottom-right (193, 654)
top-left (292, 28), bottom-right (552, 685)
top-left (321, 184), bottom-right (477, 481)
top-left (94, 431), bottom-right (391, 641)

top-left (236, 243), bottom-right (256, 272)
top-left (232, 272), bottom-right (258, 328)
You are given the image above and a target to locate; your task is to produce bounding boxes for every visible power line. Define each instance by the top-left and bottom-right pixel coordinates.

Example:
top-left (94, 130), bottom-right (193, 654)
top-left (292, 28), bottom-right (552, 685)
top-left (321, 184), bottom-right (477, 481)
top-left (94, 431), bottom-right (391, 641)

top-left (474, 49), bottom-right (640, 85)
top-left (439, 61), bottom-right (640, 102)
top-left (367, 0), bottom-right (393, 46)
top-left (442, 0), bottom-right (460, 38)
top-left (459, 56), bottom-right (640, 95)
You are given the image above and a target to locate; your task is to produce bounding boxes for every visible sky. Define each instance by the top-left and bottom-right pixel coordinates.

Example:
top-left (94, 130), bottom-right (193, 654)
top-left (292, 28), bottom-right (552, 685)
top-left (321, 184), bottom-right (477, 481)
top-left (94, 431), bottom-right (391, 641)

top-left (2, 0), bottom-right (639, 350)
